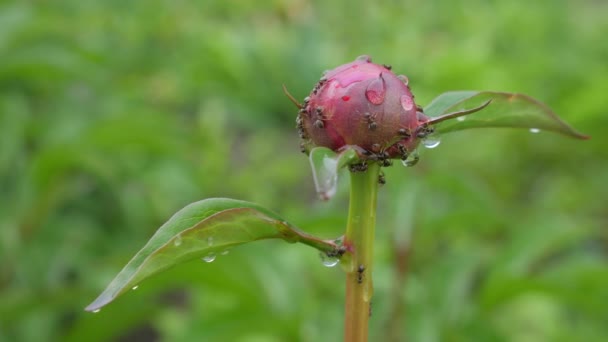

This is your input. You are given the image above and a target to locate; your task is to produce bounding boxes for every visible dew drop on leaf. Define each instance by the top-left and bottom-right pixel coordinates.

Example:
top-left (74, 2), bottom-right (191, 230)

top-left (132, 285), bottom-right (139, 290)
top-left (173, 235), bottom-right (182, 247)
top-left (457, 116), bottom-right (466, 122)
top-left (220, 250), bottom-right (230, 256)
top-left (207, 237), bottom-right (214, 247)
top-left (202, 253), bottom-right (216, 263)
top-left (319, 252), bottom-right (339, 267)
top-left (92, 309), bottom-right (101, 313)
top-left (530, 128), bottom-right (541, 133)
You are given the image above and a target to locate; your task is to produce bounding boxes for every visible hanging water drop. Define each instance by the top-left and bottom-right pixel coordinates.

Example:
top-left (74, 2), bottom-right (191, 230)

top-left (202, 253), bottom-right (216, 263)
top-left (132, 285), bottom-right (139, 290)
top-left (401, 152), bottom-right (419, 167)
top-left (530, 128), bottom-right (540, 133)
top-left (173, 235), bottom-right (182, 247)
top-left (311, 153), bottom-right (339, 200)
top-left (422, 135), bottom-right (441, 149)
top-left (319, 252), bottom-right (339, 267)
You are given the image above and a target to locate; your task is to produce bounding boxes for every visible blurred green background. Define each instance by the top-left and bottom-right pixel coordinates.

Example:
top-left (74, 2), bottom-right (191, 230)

top-left (1, 0), bottom-right (606, 341)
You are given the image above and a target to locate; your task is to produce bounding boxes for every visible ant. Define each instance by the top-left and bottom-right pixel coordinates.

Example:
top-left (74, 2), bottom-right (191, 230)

top-left (357, 264), bottom-right (365, 284)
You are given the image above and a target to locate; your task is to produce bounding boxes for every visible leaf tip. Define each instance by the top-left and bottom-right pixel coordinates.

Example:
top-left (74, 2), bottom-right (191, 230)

top-left (577, 133), bottom-right (591, 140)
top-left (564, 127), bottom-right (590, 140)
top-left (84, 292), bottom-right (113, 313)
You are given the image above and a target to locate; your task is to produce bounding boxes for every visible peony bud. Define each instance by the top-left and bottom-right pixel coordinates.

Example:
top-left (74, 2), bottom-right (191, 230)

top-left (293, 56), bottom-right (432, 164)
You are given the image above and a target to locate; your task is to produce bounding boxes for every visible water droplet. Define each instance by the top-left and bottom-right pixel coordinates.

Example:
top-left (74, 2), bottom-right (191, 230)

top-left (365, 75), bottom-right (386, 105)
top-left (311, 153), bottom-right (339, 200)
top-left (173, 235), bottom-right (182, 247)
top-left (220, 250), bottom-right (230, 256)
top-left (334, 236), bottom-right (344, 246)
top-left (207, 237), bottom-right (214, 246)
top-left (422, 135), bottom-right (441, 149)
top-left (530, 128), bottom-right (540, 134)
top-left (92, 309), bottom-right (101, 313)
top-left (400, 95), bottom-right (414, 111)
top-left (342, 95), bottom-right (350, 101)
top-left (401, 151), bottom-right (420, 167)
top-left (319, 252), bottom-right (339, 267)
top-left (202, 253), bottom-right (216, 263)
top-left (355, 55), bottom-right (371, 62)
top-left (457, 116), bottom-right (466, 122)
top-left (397, 75), bottom-right (409, 85)
top-left (132, 285), bottom-right (139, 290)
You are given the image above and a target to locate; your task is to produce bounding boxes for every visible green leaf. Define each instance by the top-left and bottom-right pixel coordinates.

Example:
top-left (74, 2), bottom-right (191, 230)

top-left (309, 147), bottom-right (359, 201)
top-left (424, 91), bottom-right (589, 139)
top-left (85, 198), bottom-right (341, 312)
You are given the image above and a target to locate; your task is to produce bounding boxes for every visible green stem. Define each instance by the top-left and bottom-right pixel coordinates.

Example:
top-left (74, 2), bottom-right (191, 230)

top-left (343, 163), bottom-right (380, 342)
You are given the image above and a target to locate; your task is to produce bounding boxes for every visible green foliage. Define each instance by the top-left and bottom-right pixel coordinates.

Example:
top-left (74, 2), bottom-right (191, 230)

top-left (86, 198), bottom-right (341, 313)
top-left (425, 91), bottom-right (589, 139)
top-left (1, 0), bottom-right (606, 341)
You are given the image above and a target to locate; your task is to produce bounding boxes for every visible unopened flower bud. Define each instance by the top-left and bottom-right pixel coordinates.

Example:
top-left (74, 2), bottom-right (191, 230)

top-left (294, 55), bottom-right (430, 161)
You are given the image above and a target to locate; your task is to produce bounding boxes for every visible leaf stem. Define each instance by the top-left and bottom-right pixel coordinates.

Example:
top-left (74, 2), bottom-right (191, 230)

top-left (343, 163), bottom-right (380, 342)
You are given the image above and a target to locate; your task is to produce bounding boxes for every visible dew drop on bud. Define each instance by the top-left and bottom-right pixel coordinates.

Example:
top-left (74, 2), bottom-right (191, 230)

top-left (397, 75), bottom-right (409, 85)
top-left (401, 152), bottom-right (420, 167)
top-left (400, 95), bottom-right (414, 111)
top-left (319, 252), bottom-right (339, 267)
top-left (173, 235), bottom-right (182, 247)
top-left (202, 253), bottom-right (216, 263)
top-left (365, 75), bottom-right (386, 105)
top-left (355, 55), bottom-right (371, 62)
top-left (530, 128), bottom-right (540, 134)
top-left (422, 135), bottom-right (441, 149)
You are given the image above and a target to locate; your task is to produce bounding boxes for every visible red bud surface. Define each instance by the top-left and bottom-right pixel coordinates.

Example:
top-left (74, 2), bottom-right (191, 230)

top-left (296, 56), bottom-right (431, 162)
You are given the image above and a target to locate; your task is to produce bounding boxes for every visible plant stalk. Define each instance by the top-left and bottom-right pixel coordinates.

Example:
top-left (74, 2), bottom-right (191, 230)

top-left (343, 163), bottom-right (380, 342)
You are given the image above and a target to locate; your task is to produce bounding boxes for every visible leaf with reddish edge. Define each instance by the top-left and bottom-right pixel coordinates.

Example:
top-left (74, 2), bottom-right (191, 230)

top-left (85, 198), bottom-right (342, 312)
top-left (424, 91), bottom-right (589, 139)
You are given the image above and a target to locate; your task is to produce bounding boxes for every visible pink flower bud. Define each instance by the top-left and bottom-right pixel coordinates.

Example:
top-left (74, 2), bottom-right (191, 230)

top-left (295, 56), bottom-right (431, 162)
